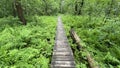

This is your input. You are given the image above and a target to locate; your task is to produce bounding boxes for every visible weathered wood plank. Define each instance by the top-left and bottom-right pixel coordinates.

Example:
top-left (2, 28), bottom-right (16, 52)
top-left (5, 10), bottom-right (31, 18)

top-left (52, 56), bottom-right (74, 61)
top-left (54, 48), bottom-right (70, 52)
top-left (53, 52), bottom-right (73, 56)
top-left (51, 61), bottom-right (75, 68)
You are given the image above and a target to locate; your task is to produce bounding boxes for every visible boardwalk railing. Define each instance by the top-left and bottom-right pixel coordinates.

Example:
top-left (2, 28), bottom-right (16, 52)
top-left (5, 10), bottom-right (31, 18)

top-left (51, 17), bottom-right (75, 68)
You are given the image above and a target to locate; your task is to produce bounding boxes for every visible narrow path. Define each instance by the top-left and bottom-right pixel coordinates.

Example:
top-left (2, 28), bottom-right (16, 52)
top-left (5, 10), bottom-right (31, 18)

top-left (51, 16), bottom-right (75, 68)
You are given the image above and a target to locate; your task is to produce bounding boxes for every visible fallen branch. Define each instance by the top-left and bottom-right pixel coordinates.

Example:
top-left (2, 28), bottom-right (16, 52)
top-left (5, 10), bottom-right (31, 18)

top-left (70, 28), bottom-right (99, 68)
top-left (86, 52), bottom-right (99, 68)
top-left (69, 28), bottom-right (82, 50)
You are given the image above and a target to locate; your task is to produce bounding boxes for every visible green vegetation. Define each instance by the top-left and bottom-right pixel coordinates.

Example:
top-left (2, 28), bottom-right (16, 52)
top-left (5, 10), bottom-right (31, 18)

top-left (62, 15), bottom-right (120, 68)
top-left (0, 16), bottom-right (57, 67)
top-left (0, 0), bottom-right (120, 68)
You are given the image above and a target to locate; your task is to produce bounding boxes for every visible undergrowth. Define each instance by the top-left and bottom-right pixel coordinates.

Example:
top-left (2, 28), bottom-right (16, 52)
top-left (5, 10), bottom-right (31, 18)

top-left (0, 16), bottom-right (57, 68)
top-left (62, 15), bottom-right (120, 68)
top-left (0, 15), bottom-right (120, 68)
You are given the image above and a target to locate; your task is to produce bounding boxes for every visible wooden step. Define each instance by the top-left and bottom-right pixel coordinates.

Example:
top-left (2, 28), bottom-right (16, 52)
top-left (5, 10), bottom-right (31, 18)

top-left (53, 52), bottom-right (73, 56)
top-left (52, 56), bottom-right (74, 61)
top-left (54, 48), bottom-right (70, 52)
top-left (51, 61), bottom-right (75, 67)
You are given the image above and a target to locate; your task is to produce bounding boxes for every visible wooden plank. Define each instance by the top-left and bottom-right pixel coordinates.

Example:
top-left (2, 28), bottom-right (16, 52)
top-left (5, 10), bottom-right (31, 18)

top-left (53, 52), bottom-right (73, 56)
top-left (51, 61), bottom-right (75, 68)
top-left (54, 48), bottom-right (70, 52)
top-left (52, 56), bottom-right (74, 61)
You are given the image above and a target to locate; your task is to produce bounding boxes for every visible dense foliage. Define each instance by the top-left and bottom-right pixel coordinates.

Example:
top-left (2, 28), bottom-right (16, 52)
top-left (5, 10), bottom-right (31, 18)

top-left (0, 16), bottom-right (56, 67)
top-left (0, 0), bottom-right (120, 17)
top-left (0, 0), bottom-right (120, 68)
top-left (62, 15), bottom-right (120, 68)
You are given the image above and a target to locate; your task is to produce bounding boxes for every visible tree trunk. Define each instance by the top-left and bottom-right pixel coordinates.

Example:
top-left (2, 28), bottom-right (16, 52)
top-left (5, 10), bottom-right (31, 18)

top-left (15, 0), bottom-right (26, 25)
top-left (12, 1), bottom-right (17, 17)
top-left (59, 0), bottom-right (63, 13)
top-left (75, 1), bottom-right (78, 15)
top-left (78, 0), bottom-right (84, 15)
top-left (70, 28), bottom-right (81, 50)
top-left (70, 28), bottom-right (99, 68)
top-left (43, 0), bottom-right (48, 15)
top-left (87, 52), bottom-right (99, 68)
top-left (75, 0), bottom-right (84, 15)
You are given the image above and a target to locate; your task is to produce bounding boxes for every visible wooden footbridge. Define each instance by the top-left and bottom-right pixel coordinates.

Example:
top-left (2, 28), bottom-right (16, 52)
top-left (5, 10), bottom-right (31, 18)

top-left (51, 17), bottom-right (76, 68)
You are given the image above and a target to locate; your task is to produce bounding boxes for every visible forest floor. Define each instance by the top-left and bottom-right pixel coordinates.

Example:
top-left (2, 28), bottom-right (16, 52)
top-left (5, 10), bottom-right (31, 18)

top-left (0, 15), bottom-right (120, 68)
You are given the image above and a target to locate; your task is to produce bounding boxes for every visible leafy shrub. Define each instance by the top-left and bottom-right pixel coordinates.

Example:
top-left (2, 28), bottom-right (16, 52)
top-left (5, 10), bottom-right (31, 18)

top-left (0, 16), bottom-right (57, 67)
top-left (62, 15), bottom-right (120, 68)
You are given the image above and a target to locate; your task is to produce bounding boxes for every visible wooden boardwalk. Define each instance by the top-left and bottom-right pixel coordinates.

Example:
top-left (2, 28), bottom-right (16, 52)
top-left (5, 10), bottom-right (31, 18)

top-left (51, 17), bottom-right (75, 68)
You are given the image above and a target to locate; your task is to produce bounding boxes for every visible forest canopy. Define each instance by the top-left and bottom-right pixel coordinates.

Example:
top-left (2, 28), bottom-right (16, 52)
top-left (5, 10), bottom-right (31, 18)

top-left (0, 0), bottom-right (120, 17)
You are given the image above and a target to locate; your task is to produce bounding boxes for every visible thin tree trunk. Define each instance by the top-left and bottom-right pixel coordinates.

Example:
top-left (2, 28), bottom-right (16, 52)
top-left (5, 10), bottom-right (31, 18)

top-left (78, 0), bottom-right (84, 15)
top-left (75, 0), bottom-right (84, 15)
top-left (58, 0), bottom-right (64, 13)
top-left (75, 1), bottom-right (78, 15)
top-left (15, 0), bottom-right (26, 25)
top-left (12, 1), bottom-right (17, 17)
top-left (43, 0), bottom-right (48, 15)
